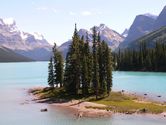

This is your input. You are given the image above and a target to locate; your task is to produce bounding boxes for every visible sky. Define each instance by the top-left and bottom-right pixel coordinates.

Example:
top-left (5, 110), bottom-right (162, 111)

top-left (0, 0), bottom-right (165, 45)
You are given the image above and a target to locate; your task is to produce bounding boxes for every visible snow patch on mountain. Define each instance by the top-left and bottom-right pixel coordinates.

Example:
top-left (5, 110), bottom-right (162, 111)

top-left (0, 17), bottom-right (52, 60)
top-left (33, 32), bottom-right (44, 40)
top-left (3, 18), bottom-right (15, 25)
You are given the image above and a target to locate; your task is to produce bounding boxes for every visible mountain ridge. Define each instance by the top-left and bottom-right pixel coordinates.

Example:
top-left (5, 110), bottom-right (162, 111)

top-left (0, 46), bottom-right (33, 62)
top-left (0, 18), bottom-right (52, 61)
top-left (58, 24), bottom-right (124, 57)
top-left (119, 5), bottom-right (166, 49)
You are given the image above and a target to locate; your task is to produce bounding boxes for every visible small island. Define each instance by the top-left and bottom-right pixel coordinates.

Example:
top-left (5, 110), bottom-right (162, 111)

top-left (30, 87), bottom-right (166, 118)
top-left (30, 25), bottom-right (166, 118)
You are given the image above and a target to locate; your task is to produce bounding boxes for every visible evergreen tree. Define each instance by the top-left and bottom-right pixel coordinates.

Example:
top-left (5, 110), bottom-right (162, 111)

top-left (53, 43), bottom-right (64, 87)
top-left (48, 57), bottom-right (54, 87)
top-left (64, 24), bottom-right (81, 95)
top-left (85, 32), bottom-right (93, 93)
top-left (55, 51), bottom-right (64, 87)
top-left (92, 27), bottom-right (99, 99)
top-left (114, 41), bottom-right (166, 72)
top-left (64, 52), bottom-right (74, 92)
top-left (97, 33), bottom-right (103, 91)
top-left (100, 41), bottom-right (108, 93)
top-left (105, 45), bottom-right (112, 95)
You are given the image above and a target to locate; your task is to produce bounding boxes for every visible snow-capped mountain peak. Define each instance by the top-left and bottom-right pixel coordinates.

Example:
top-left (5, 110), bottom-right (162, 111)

top-left (33, 32), bottom-right (44, 40)
top-left (20, 31), bottom-right (28, 40)
top-left (0, 19), bottom-right (4, 25)
top-left (3, 18), bottom-right (16, 26)
top-left (0, 17), bottom-right (52, 60)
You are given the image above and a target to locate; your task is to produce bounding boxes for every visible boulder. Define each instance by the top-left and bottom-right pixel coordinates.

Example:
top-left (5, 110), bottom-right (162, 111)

top-left (40, 108), bottom-right (48, 112)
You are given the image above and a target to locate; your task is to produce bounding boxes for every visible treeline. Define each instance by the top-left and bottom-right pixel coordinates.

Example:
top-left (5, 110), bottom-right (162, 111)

top-left (48, 25), bottom-right (113, 99)
top-left (113, 42), bottom-right (166, 71)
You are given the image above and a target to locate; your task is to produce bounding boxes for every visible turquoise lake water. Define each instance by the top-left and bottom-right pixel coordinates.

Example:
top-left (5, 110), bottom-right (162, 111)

top-left (0, 62), bottom-right (166, 125)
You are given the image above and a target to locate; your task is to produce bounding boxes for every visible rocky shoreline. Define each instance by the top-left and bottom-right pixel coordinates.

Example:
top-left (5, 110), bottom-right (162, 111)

top-left (29, 87), bottom-right (166, 118)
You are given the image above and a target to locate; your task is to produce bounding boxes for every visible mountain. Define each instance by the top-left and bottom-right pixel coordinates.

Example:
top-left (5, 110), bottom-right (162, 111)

top-left (153, 6), bottom-right (166, 30)
top-left (119, 5), bottom-right (166, 49)
top-left (127, 26), bottom-right (166, 49)
top-left (0, 18), bottom-right (52, 61)
top-left (119, 14), bottom-right (157, 48)
top-left (58, 24), bottom-right (124, 57)
top-left (121, 28), bottom-right (129, 37)
top-left (0, 46), bottom-right (33, 62)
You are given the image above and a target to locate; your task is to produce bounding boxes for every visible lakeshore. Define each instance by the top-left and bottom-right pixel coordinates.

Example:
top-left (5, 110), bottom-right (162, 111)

top-left (1, 62), bottom-right (166, 125)
top-left (30, 87), bottom-right (166, 118)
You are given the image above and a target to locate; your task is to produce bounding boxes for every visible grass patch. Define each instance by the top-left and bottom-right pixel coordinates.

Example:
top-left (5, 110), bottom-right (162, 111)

top-left (31, 88), bottom-right (166, 114)
top-left (93, 92), bottom-right (166, 114)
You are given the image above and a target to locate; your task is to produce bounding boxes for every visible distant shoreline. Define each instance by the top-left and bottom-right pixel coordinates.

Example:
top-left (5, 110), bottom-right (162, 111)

top-left (29, 87), bottom-right (166, 118)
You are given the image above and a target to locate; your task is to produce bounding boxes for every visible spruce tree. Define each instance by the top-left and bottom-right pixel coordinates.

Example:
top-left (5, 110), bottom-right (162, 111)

top-left (53, 43), bottom-right (64, 87)
top-left (64, 24), bottom-right (81, 95)
top-left (92, 27), bottom-right (99, 99)
top-left (48, 57), bottom-right (54, 88)
top-left (85, 33), bottom-right (93, 93)
top-left (55, 51), bottom-right (64, 87)
top-left (105, 45), bottom-right (112, 96)
top-left (101, 41), bottom-right (108, 93)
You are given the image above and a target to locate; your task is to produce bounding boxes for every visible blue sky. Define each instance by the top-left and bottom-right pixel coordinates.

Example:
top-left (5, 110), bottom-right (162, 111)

top-left (0, 0), bottom-right (165, 45)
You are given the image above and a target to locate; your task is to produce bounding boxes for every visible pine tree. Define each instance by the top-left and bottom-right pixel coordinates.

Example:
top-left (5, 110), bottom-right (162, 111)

top-left (101, 41), bottom-right (108, 93)
top-left (48, 57), bottom-right (54, 88)
top-left (92, 27), bottom-right (99, 99)
top-left (56, 51), bottom-right (64, 87)
top-left (64, 24), bottom-right (81, 95)
top-left (85, 32), bottom-right (93, 93)
top-left (105, 45), bottom-right (112, 96)
top-left (98, 33), bottom-right (103, 92)
top-left (64, 52), bottom-right (74, 92)
top-left (53, 43), bottom-right (64, 87)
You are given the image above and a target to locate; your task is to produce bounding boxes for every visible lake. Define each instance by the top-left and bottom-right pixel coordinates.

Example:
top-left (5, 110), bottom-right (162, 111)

top-left (0, 62), bottom-right (166, 125)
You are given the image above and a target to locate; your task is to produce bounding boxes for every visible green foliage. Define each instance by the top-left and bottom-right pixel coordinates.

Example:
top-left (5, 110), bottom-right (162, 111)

top-left (48, 57), bottom-right (54, 87)
top-left (32, 88), bottom-right (166, 114)
top-left (53, 43), bottom-right (64, 87)
top-left (48, 43), bottom-right (64, 88)
top-left (92, 27), bottom-right (100, 99)
top-left (64, 24), bottom-right (81, 95)
top-left (93, 92), bottom-right (166, 114)
top-left (114, 42), bottom-right (166, 71)
top-left (48, 25), bottom-right (113, 100)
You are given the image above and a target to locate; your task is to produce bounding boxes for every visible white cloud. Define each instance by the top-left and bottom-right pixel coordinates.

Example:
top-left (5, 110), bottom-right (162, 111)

top-left (52, 8), bottom-right (57, 13)
top-left (81, 11), bottom-right (92, 16)
top-left (97, 11), bottom-right (102, 15)
top-left (36, 7), bottom-right (57, 14)
top-left (69, 11), bottom-right (76, 16)
top-left (36, 7), bottom-right (48, 11)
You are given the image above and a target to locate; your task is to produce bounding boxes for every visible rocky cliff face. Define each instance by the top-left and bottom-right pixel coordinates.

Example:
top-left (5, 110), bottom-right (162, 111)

top-left (0, 18), bottom-right (52, 61)
top-left (153, 6), bottom-right (166, 30)
top-left (119, 14), bottom-right (157, 48)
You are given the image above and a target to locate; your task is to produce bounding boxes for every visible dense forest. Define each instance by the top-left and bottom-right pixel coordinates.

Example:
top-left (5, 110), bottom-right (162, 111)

top-left (113, 42), bottom-right (166, 71)
top-left (48, 25), bottom-right (113, 99)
